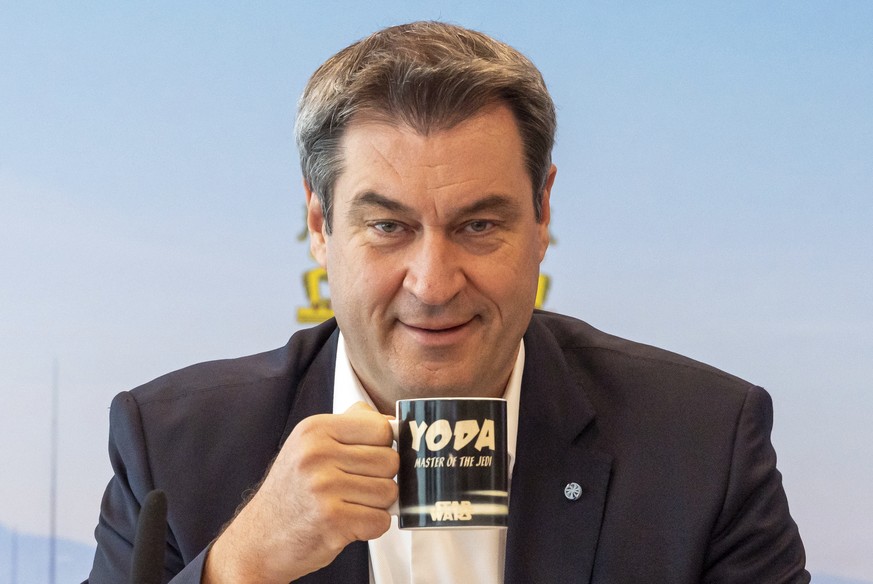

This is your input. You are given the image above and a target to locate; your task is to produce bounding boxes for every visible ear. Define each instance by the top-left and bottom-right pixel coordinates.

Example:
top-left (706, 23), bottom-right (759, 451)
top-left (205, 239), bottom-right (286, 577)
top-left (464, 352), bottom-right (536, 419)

top-left (304, 180), bottom-right (328, 267)
top-left (537, 164), bottom-right (556, 261)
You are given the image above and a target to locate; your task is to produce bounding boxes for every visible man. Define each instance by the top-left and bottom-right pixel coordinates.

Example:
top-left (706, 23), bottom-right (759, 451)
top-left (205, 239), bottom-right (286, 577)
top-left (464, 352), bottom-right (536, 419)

top-left (87, 21), bottom-right (809, 583)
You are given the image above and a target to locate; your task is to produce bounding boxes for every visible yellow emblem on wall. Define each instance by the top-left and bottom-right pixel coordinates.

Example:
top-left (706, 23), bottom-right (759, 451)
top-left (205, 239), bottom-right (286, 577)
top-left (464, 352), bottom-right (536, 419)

top-left (297, 266), bottom-right (333, 323)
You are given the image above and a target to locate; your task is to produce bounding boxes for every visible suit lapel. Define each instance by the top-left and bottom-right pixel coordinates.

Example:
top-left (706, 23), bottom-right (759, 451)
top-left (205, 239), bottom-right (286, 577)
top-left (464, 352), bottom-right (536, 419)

top-left (505, 317), bottom-right (613, 583)
top-left (280, 327), bottom-right (339, 444)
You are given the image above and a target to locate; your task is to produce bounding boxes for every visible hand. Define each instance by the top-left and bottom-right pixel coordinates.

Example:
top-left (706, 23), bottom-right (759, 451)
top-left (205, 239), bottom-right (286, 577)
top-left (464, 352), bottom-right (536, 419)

top-left (203, 402), bottom-right (399, 583)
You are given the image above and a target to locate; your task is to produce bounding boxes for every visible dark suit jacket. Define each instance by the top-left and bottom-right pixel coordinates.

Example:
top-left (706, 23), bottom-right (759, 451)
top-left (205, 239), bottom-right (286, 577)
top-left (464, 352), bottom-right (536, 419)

top-left (87, 311), bottom-right (809, 583)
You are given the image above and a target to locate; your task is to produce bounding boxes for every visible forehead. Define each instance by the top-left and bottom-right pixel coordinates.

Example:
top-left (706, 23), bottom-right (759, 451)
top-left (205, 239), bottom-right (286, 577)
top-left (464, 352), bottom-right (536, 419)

top-left (335, 104), bottom-right (530, 200)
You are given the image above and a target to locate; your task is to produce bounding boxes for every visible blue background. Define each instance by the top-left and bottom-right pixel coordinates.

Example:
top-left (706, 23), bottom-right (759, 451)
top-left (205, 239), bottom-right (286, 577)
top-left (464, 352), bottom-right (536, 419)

top-left (1, 2), bottom-right (870, 581)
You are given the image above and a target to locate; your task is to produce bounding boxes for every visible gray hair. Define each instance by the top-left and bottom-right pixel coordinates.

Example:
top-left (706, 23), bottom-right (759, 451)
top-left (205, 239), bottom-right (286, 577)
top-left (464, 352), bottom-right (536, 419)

top-left (295, 21), bottom-right (557, 233)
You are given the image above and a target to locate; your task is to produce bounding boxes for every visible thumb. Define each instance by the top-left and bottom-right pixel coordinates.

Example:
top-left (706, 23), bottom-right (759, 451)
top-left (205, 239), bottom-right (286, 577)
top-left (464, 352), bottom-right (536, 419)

top-left (344, 400), bottom-right (377, 414)
top-left (343, 401), bottom-right (397, 444)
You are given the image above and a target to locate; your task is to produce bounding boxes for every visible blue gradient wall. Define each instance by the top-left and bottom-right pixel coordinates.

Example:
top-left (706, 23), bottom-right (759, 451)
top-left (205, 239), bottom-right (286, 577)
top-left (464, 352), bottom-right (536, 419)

top-left (1, 2), bottom-right (870, 581)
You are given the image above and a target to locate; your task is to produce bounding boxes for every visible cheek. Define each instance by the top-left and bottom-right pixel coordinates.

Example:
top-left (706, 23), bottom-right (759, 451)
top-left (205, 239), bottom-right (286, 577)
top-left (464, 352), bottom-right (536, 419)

top-left (501, 250), bottom-right (542, 308)
top-left (497, 242), bottom-right (544, 281)
top-left (328, 250), bottom-right (403, 310)
top-left (471, 259), bottom-right (536, 306)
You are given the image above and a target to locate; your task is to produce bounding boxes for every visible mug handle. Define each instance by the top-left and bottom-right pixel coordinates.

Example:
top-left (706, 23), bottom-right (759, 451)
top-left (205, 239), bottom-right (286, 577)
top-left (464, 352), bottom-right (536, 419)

top-left (388, 418), bottom-right (399, 516)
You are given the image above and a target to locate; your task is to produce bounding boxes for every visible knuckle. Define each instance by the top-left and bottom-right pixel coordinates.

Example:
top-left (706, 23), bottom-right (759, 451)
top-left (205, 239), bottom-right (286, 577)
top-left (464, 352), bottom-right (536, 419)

top-left (293, 414), bottom-right (331, 441)
top-left (291, 445), bottom-right (322, 475)
top-left (375, 477), bottom-right (398, 503)
top-left (320, 498), bottom-right (345, 523)
top-left (319, 504), bottom-right (355, 546)
top-left (308, 471), bottom-right (340, 499)
top-left (356, 510), bottom-right (391, 540)
top-left (387, 451), bottom-right (400, 475)
top-left (386, 479), bottom-right (399, 501)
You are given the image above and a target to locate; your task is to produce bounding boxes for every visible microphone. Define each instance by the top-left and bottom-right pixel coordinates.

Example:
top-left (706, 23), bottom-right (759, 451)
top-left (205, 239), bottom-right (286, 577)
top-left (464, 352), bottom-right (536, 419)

top-left (130, 489), bottom-right (168, 584)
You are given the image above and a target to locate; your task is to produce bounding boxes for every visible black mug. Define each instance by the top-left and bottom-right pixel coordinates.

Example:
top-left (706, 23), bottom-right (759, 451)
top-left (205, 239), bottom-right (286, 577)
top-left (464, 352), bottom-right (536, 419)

top-left (390, 397), bottom-right (509, 529)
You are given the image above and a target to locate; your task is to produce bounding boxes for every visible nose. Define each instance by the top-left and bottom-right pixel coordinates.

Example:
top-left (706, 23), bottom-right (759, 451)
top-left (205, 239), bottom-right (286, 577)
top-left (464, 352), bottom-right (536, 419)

top-left (402, 232), bottom-right (466, 306)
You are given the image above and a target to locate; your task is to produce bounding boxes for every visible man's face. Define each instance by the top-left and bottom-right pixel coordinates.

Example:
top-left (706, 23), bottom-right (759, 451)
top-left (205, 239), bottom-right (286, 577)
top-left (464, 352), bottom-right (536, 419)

top-left (307, 104), bottom-right (555, 412)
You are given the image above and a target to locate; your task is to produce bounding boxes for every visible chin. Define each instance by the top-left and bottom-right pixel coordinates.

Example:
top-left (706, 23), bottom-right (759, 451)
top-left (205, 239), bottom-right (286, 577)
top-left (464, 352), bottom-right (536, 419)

top-left (402, 378), bottom-right (484, 399)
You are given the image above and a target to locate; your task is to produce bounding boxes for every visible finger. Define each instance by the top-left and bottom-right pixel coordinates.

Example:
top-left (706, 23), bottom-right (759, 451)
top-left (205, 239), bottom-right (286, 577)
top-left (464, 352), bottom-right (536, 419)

top-left (305, 468), bottom-right (397, 517)
top-left (320, 501), bottom-right (393, 545)
top-left (331, 409), bottom-right (395, 446)
top-left (293, 411), bottom-right (392, 448)
top-left (337, 474), bottom-right (399, 510)
top-left (345, 504), bottom-right (393, 541)
top-left (334, 443), bottom-right (399, 478)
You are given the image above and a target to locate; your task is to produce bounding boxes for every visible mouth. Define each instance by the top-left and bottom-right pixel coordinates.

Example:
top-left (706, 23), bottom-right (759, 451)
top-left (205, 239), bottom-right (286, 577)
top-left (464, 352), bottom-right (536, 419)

top-left (399, 318), bottom-right (477, 345)
top-left (405, 321), bottom-right (468, 333)
top-left (402, 317), bottom-right (474, 332)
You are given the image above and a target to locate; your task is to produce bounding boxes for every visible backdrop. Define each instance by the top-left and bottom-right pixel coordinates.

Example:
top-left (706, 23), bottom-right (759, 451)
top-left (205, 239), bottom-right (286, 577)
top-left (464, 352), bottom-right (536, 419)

top-left (1, 2), bottom-right (871, 582)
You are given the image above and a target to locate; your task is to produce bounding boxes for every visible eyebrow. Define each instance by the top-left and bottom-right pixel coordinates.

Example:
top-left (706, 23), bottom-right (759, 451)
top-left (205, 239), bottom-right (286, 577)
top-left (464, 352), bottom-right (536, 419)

top-left (460, 194), bottom-right (523, 219)
top-left (347, 191), bottom-right (523, 221)
top-left (348, 191), bottom-right (414, 216)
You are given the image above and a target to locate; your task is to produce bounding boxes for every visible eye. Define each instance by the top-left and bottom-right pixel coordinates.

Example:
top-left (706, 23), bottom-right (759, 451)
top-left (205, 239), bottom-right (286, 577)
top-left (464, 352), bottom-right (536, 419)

top-left (372, 221), bottom-right (404, 234)
top-left (464, 220), bottom-right (494, 234)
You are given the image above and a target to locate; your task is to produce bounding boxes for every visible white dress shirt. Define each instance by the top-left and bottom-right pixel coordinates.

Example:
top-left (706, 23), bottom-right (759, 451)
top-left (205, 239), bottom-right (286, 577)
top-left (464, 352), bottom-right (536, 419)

top-left (332, 333), bottom-right (523, 584)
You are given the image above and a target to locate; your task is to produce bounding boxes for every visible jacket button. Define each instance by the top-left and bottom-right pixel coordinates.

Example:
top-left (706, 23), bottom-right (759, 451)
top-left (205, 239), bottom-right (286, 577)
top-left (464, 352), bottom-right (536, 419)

top-left (564, 482), bottom-right (582, 501)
